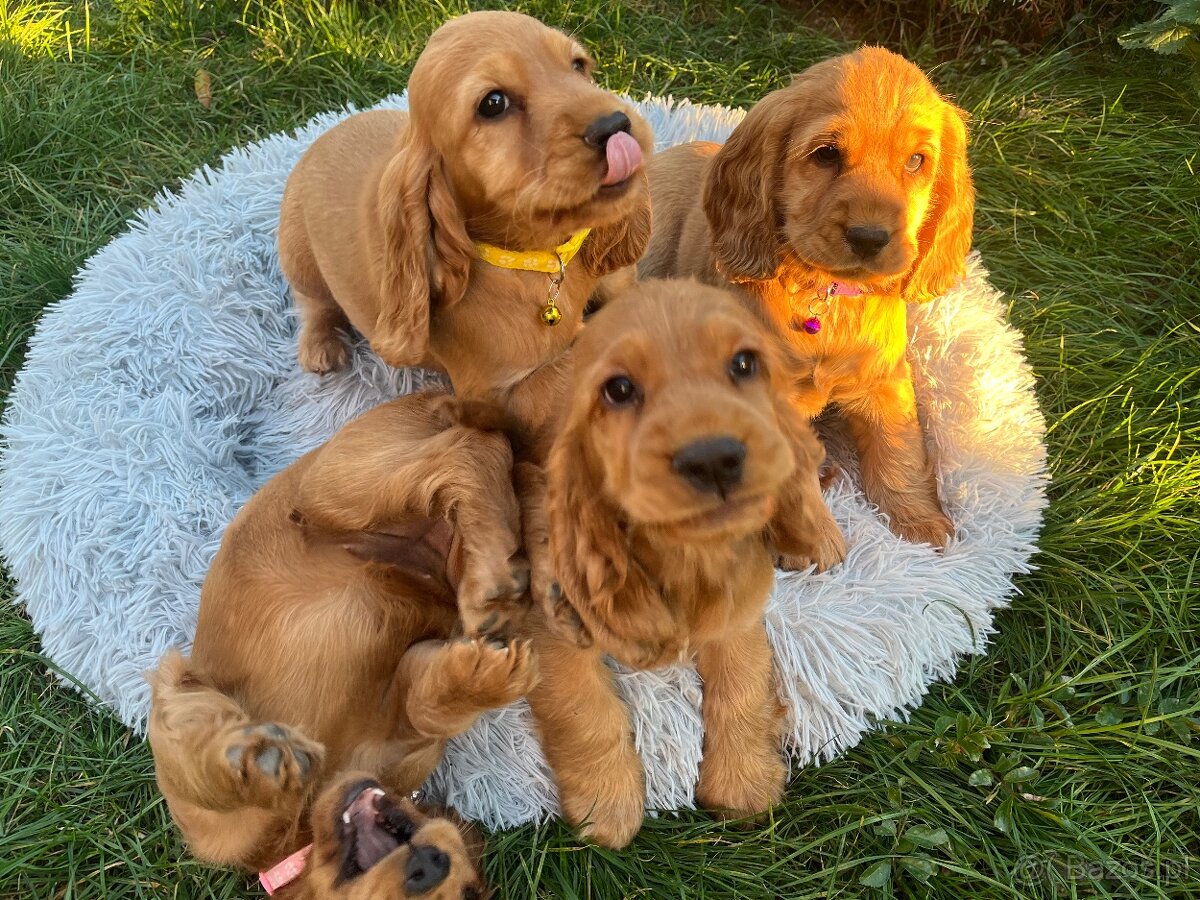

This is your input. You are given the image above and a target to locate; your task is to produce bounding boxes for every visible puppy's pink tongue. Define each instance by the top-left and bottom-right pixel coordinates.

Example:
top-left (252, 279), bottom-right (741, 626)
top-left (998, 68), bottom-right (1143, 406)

top-left (602, 131), bottom-right (643, 186)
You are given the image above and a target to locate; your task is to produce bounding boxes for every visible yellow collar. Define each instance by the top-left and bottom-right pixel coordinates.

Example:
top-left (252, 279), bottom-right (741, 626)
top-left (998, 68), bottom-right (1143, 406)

top-left (473, 228), bottom-right (590, 274)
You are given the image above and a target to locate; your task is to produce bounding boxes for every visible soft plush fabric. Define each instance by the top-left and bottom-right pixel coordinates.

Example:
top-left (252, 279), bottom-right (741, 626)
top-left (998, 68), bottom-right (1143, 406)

top-left (0, 95), bottom-right (1047, 829)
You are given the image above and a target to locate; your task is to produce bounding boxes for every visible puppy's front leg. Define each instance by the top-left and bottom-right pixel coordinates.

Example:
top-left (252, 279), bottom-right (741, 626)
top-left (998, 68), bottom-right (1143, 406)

top-left (349, 638), bottom-right (538, 794)
top-left (526, 622), bottom-right (645, 849)
top-left (694, 623), bottom-right (786, 819)
top-left (844, 366), bottom-right (953, 549)
top-left (148, 651), bottom-right (324, 815)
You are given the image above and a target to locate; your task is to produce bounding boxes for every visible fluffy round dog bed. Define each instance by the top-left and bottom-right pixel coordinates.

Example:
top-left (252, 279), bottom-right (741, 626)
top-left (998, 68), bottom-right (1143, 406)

top-left (0, 95), bottom-right (1047, 829)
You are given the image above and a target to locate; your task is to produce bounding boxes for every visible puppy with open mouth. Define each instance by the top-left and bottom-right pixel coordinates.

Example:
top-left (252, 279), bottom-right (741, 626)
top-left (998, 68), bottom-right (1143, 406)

top-left (147, 391), bottom-right (535, 897)
top-left (279, 10), bottom-right (653, 460)
top-left (263, 774), bottom-right (485, 899)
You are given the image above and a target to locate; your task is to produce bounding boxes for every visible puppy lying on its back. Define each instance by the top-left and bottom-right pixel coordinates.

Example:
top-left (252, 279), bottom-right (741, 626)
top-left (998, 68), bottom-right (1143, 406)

top-left (279, 10), bottom-right (653, 457)
top-left (148, 392), bottom-right (537, 896)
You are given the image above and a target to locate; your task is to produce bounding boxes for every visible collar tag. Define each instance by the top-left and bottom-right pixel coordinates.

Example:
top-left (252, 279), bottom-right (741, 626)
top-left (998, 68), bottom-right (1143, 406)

top-left (259, 845), bottom-right (311, 895)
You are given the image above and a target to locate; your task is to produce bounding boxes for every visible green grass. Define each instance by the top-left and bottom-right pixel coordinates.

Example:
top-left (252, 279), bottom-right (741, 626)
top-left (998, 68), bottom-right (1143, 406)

top-left (2, 1), bottom-right (1198, 897)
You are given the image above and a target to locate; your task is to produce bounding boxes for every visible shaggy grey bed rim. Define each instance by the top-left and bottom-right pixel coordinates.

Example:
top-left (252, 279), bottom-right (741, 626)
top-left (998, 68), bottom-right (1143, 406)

top-left (0, 94), bottom-right (1047, 829)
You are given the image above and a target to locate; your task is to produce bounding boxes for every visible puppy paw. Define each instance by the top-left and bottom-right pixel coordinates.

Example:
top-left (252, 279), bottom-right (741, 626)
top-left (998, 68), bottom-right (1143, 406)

top-left (298, 328), bottom-right (349, 374)
top-left (221, 722), bottom-right (324, 806)
top-left (442, 637), bottom-right (538, 707)
top-left (459, 554), bottom-right (531, 640)
top-left (892, 512), bottom-right (953, 550)
top-left (776, 523), bottom-right (846, 573)
top-left (561, 756), bottom-right (645, 849)
top-left (696, 745), bottom-right (786, 821)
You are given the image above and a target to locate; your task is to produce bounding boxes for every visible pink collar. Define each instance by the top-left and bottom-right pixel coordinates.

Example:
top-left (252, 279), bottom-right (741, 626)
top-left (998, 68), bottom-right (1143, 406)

top-left (826, 280), bottom-right (863, 298)
top-left (260, 844), bottom-right (311, 895)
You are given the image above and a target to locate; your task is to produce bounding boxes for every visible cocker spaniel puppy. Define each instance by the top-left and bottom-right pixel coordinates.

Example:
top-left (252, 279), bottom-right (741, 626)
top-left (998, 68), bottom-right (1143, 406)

top-left (639, 47), bottom-right (975, 548)
top-left (264, 773), bottom-right (484, 899)
top-left (523, 279), bottom-right (841, 849)
top-left (147, 392), bottom-right (534, 896)
top-left (278, 11), bottom-right (653, 454)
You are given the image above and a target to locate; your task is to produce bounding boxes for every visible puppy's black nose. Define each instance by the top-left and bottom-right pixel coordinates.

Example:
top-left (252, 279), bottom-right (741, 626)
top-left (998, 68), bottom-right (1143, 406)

top-left (672, 436), bottom-right (746, 496)
top-left (405, 844), bottom-right (450, 894)
top-left (584, 111), bottom-right (632, 149)
top-left (845, 225), bottom-right (891, 259)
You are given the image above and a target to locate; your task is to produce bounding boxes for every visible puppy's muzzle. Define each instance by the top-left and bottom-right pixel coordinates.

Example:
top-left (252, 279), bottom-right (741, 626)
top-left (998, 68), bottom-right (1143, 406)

top-left (672, 435), bottom-right (746, 496)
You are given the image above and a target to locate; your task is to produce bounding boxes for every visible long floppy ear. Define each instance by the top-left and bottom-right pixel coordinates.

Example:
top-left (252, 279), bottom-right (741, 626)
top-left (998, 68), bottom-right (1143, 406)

top-left (580, 173), bottom-right (653, 278)
top-left (374, 133), bottom-right (473, 366)
top-left (546, 414), bottom-right (680, 667)
top-left (546, 415), bottom-right (632, 622)
top-left (288, 510), bottom-right (453, 589)
top-left (703, 87), bottom-right (800, 281)
top-left (762, 337), bottom-right (847, 571)
top-left (901, 103), bottom-right (975, 303)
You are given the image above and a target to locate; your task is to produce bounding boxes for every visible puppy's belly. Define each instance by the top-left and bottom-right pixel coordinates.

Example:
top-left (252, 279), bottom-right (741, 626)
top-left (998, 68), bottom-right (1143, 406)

top-left (197, 577), bottom-right (450, 749)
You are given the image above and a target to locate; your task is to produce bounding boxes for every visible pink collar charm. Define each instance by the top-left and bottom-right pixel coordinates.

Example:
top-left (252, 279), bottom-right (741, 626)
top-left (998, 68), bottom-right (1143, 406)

top-left (789, 280), bottom-right (863, 335)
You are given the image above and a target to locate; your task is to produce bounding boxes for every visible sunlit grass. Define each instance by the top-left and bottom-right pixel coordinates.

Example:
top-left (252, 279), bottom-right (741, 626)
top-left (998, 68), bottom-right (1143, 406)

top-left (0, 1), bottom-right (88, 58)
top-left (1, 1), bottom-right (1198, 897)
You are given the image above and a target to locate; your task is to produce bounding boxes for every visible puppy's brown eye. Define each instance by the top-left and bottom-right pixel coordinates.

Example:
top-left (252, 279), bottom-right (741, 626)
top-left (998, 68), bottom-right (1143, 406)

top-left (572, 58), bottom-right (588, 74)
top-left (813, 145), bottom-right (840, 167)
top-left (729, 350), bottom-right (758, 381)
top-left (602, 375), bottom-right (639, 408)
top-left (477, 90), bottom-right (509, 119)
top-left (905, 153), bottom-right (925, 173)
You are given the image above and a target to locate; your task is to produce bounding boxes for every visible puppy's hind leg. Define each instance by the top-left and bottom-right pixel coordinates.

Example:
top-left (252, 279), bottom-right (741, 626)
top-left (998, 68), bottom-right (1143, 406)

top-left (402, 637), bottom-right (538, 739)
top-left (147, 650), bottom-right (325, 867)
top-left (434, 422), bottom-right (531, 639)
top-left (346, 638), bottom-right (538, 795)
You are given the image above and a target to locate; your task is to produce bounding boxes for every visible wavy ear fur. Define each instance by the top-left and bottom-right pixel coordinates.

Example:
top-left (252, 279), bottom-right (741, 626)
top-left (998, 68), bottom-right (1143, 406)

top-left (374, 133), bottom-right (473, 365)
top-left (761, 337), bottom-right (848, 570)
top-left (703, 88), bottom-right (801, 281)
top-left (546, 414), bottom-right (679, 667)
top-left (901, 103), bottom-right (975, 302)
top-left (580, 174), bottom-right (653, 278)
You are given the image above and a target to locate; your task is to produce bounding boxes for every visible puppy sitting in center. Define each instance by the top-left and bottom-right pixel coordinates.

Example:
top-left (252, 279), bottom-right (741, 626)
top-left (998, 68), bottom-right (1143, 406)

top-left (523, 279), bottom-right (841, 849)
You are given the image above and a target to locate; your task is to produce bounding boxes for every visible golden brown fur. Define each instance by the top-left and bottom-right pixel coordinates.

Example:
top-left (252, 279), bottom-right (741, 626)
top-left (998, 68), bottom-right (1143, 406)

top-left (147, 392), bottom-right (535, 895)
top-left (523, 280), bottom-right (841, 848)
top-left (278, 11), bottom-right (653, 457)
top-left (638, 47), bottom-right (975, 547)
